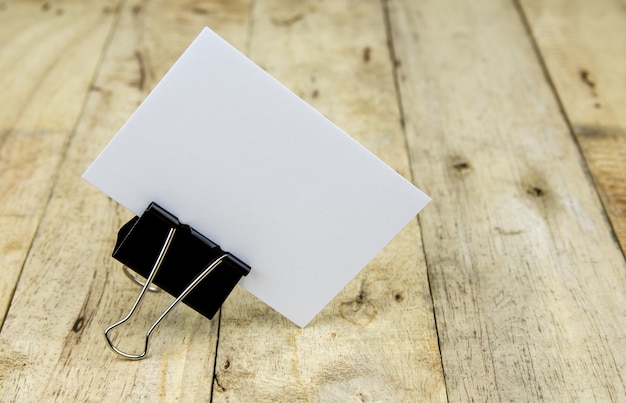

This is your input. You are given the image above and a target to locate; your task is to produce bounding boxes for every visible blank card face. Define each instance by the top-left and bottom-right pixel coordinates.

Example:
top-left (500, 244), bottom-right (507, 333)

top-left (83, 27), bottom-right (430, 327)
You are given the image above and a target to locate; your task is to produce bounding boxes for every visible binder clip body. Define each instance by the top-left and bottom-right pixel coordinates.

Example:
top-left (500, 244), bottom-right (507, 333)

top-left (104, 202), bottom-right (250, 359)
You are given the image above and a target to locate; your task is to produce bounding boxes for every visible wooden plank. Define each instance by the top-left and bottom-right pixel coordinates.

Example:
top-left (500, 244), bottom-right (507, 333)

top-left (519, 0), bottom-right (626, 254)
top-left (0, 1), bottom-right (251, 400)
top-left (388, 0), bottom-right (626, 400)
top-left (212, 0), bottom-right (446, 401)
top-left (0, 0), bottom-right (121, 326)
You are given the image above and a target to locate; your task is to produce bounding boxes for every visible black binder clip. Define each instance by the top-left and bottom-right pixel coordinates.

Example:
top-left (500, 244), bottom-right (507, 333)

top-left (104, 202), bottom-right (251, 359)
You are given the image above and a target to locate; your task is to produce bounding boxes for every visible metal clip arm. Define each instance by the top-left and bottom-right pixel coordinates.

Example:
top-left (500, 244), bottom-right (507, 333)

top-left (104, 226), bottom-right (230, 360)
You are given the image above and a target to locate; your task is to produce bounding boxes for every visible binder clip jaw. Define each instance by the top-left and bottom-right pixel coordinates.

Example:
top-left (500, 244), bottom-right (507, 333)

top-left (104, 202), bottom-right (251, 360)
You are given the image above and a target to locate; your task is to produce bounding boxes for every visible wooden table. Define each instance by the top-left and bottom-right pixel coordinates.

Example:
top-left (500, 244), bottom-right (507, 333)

top-left (1, 0), bottom-right (625, 401)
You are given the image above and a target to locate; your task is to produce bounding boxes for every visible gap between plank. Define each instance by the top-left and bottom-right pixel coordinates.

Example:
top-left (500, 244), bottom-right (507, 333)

top-left (512, 0), bottom-right (625, 258)
top-left (244, 0), bottom-right (258, 58)
top-left (210, 3), bottom-right (257, 399)
top-left (379, 1), bottom-right (450, 401)
top-left (209, 308), bottom-right (223, 402)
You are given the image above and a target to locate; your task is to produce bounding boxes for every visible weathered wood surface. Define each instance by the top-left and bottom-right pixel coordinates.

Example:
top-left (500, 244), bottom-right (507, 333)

top-left (0, 0), bottom-right (250, 400)
top-left (388, 0), bottom-right (626, 400)
top-left (213, 0), bottom-right (445, 401)
top-left (0, 0), bottom-right (625, 401)
top-left (519, 0), bottom-right (626, 255)
top-left (0, 0), bottom-right (121, 325)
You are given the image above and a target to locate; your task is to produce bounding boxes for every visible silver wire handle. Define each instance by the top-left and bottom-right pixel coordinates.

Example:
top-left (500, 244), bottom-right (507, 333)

top-left (122, 266), bottom-right (161, 292)
top-left (104, 227), bottom-right (228, 360)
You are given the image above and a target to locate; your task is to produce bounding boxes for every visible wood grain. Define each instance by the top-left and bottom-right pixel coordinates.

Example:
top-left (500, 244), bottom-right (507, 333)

top-left (519, 0), bottom-right (626, 255)
top-left (0, 0), bottom-right (251, 400)
top-left (212, 0), bottom-right (446, 401)
top-left (388, 0), bottom-right (626, 400)
top-left (0, 0), bottom-right (121, 326)
top-left (1, 0), bottom-right (625, 401)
